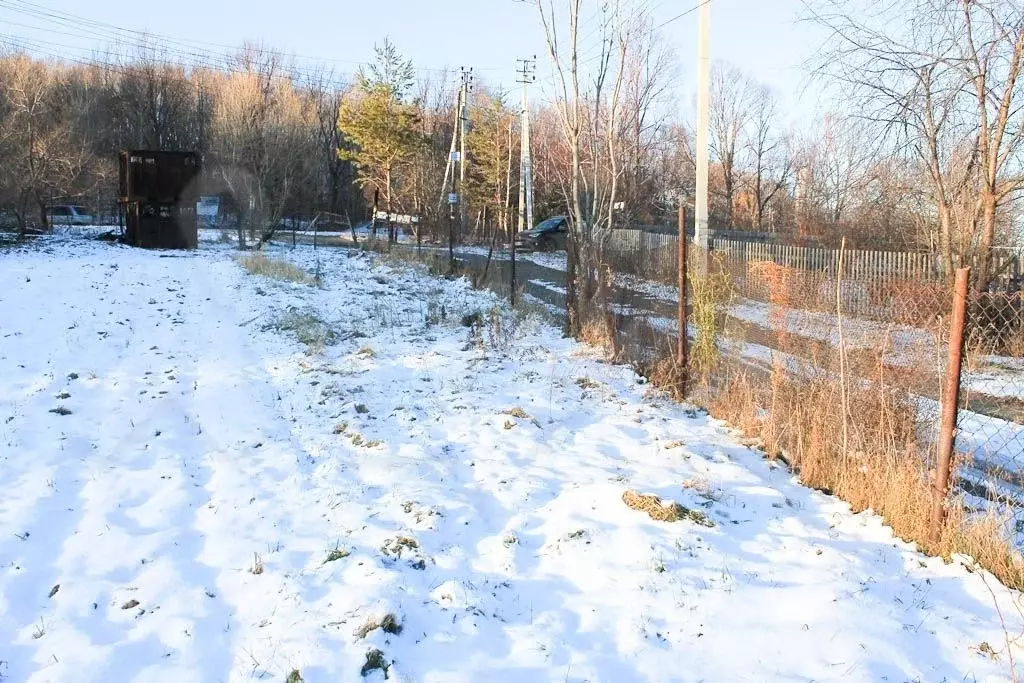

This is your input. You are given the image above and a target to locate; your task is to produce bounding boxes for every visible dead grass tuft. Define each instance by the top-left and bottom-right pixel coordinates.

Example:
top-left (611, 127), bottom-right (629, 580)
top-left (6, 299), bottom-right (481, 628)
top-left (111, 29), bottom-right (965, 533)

top-left (380, 536), bottom-right (419, 559)
top-left (622, 489), bottom-right (714, 527)
top-left (355, 613), bottom-right (403, 639)
top-left (361, 649), bottom-right (388, 677)
top-left (325, 546), bottom-right (351, 563)
top-left (269, 310), bottom-right (337, 353)
top-left (237, 253), bottom-right (315, 285)
top-left (580, 321), bottom-right (616, 357)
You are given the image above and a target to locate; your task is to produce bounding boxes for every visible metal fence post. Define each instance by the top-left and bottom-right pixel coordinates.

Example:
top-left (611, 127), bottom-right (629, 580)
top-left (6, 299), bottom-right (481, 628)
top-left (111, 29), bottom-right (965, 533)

top-left (677, 205), bottom-right (688, 396)
top-left (931, 267), bottom-right (970, 543)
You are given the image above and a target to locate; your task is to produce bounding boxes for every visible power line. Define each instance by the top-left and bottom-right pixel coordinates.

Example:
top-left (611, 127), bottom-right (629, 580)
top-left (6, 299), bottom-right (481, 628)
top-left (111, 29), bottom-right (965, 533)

top-left (655, 0), bottom-right (712, 29)
top-left (0, 0), bottom-right (504, 77)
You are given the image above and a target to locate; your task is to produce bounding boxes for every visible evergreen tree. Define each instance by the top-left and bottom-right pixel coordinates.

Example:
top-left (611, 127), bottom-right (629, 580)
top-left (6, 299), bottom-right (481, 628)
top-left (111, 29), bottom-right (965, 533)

top-left (338, 40), bottom-right (424, 242)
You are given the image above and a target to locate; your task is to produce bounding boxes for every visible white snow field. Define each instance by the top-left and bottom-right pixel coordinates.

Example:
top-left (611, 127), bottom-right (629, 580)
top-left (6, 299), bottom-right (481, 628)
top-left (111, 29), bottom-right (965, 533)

top-left (0, 233), bottom-right (1021, 683)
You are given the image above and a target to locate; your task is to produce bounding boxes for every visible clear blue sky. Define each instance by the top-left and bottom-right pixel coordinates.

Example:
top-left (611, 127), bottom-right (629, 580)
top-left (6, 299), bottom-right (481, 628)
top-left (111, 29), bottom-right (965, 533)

top-left (1, 0), bottom-right (820, 120)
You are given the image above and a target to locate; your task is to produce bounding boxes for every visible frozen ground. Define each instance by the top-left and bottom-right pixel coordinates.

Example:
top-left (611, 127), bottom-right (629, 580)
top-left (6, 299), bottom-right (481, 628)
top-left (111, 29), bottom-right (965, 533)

top-left (0, 233), bottom-right (1022, 682)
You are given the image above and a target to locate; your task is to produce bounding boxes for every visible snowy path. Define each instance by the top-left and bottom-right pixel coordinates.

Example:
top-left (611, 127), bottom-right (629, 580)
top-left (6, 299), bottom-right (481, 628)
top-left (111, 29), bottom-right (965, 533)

top-left (0, 235), bottom-right (1020, 682)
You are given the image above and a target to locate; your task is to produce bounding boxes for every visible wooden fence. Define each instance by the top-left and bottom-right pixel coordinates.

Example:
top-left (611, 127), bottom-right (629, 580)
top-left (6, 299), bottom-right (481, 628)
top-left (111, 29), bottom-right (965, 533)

top-left (607, 229), bottom-right (1022, 291)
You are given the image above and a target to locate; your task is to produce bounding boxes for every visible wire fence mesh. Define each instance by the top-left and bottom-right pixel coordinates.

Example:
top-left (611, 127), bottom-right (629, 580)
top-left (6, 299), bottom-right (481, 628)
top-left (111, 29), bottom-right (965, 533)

top-left (591, 229), bottom-right (1024, 585)
top-left (353, 222), bottom-right (1024, 584)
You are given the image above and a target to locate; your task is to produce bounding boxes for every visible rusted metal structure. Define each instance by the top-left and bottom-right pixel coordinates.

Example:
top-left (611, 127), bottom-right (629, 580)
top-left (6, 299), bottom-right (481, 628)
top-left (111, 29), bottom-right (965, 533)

top-left (119, 151), bottom-right (201, 249)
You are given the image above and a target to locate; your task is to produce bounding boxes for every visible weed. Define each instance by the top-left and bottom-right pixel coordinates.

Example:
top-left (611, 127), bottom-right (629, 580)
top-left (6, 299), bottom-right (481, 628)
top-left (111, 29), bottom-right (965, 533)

top-left (503, 407), bottom-right (531, 419)
top-left (689, 260), bottom-right (732, 376)
top-left (49, 407), bottom-right (71, 416)
top-left (269, 310), bottom-right (337, 353)
top-left (575, 376), bottom-right (601, 390)
top-left (325, 547), bottom-right (351, 563)
top-left (355, 613), bottom-right (403, 639)
top-left (251, 552), bottom-right (264, 575)
top-left (237, 253), bottom-right (314, 285)
top-left (360, 649), bottom-right (388, 677)
top-left (380, 536), bottom-right (419, 559)
top-left (285, 670), bottom-right (304, 683)
top-left (622, 490), bottom-right (714, 527)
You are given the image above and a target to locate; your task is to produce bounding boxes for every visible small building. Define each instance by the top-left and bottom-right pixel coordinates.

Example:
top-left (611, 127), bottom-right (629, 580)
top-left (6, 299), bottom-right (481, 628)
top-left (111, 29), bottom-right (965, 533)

top-left (119, 150), bottom-right (201, 249)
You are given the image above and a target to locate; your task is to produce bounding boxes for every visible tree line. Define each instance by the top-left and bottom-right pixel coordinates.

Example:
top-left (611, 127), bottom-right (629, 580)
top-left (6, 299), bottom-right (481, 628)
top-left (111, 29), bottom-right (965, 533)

top-left (0, 0), bottom-right (1021, 286)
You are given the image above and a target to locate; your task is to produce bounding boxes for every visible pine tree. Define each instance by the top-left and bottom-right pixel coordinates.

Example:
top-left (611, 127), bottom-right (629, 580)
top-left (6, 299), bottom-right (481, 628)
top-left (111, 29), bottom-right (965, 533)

top-left (338, 40), bottom-right (424, 243)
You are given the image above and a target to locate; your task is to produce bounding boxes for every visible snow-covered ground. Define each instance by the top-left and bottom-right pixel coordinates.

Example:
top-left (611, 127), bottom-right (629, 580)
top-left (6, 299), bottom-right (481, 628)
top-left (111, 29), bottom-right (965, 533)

top-left (1, 233), bottom-right (1022, 682)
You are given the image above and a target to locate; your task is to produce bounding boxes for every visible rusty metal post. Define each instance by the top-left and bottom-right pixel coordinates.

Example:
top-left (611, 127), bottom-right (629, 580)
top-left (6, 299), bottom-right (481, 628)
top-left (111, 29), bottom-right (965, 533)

top-left (931, 267), bottom-right (970, 543)
top-left (677, 205), bottom-right (689, 395)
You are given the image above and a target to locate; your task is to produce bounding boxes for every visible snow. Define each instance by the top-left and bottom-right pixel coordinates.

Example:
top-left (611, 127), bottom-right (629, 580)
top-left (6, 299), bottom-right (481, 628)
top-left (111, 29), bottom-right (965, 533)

top-left (0, 233), bottom-right (1022, 682)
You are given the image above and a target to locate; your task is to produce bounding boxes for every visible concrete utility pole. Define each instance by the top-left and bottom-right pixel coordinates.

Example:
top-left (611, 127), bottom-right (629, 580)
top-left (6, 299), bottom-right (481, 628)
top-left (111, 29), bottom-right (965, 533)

top-left (694, 0), bottom-right (712, 252)
top-left (459, 67), bottom-right (473, 239)
top-left (516, 57), bottom-right (537, 233)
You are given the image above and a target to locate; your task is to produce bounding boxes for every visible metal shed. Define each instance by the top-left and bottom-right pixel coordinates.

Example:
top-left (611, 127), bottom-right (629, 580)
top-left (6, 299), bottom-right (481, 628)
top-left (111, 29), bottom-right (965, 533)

top-left (119, 151), bottom-right (201, 249)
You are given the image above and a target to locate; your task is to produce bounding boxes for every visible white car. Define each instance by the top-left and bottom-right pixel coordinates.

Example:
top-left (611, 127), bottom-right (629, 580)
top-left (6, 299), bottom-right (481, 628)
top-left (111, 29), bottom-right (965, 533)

top-left (48, 205), bottom-right (92, 226)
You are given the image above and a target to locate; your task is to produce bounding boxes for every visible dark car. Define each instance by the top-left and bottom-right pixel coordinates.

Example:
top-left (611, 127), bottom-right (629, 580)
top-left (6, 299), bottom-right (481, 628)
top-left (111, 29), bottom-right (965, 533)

top-left (515, 216), bottom-right (568, 252)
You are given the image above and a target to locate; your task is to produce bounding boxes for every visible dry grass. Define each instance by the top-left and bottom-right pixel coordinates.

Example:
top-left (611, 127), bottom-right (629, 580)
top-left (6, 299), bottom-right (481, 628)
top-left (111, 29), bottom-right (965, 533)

top-left (690, 263), bottom-right (732, 376)
top-left (269, 310), bottom-right (337, 354)
top-left (709, 363), bottom-right (1024, 590)
top-left (622, 489), bottom-right (714, 527)
top-left (355, 613), bottom-right (402, 639)
top-left (237, 252), bottom-right (315, 285)
top-left (580, 320), bottom-right (616, 356)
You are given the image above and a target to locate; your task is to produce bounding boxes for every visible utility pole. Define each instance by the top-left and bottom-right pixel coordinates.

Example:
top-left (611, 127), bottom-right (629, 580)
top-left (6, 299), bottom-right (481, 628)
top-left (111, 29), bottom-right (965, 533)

top-left (459, 67), bottom-right (473, 242)
top-left (516, 56), bottom-right (537, 233)
top-left (445, 87), bottom-right (463, 272)
top-left (694, 0), bottom-right (712, 254)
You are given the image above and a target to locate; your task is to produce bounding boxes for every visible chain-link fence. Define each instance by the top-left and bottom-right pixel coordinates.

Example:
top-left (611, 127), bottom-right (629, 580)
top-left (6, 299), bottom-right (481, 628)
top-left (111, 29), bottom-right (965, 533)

top-left (354, 220), bottom-right (1024, 586)
top-left (589, 229), bottom-right (1024, 587)
top-left (959, 290), bottom-right (1024, 549)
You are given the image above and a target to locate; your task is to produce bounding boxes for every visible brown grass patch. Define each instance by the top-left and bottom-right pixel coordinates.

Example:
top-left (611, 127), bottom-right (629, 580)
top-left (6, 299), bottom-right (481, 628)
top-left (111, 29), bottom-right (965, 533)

top-left (710, 362), bottom-right (1024, 590)
top-left (622, 489), bottom-right (714, 527)
top-left (580, 320), bottom-right (615, 356)
top-left (237, 253), bottom-right (315, 285)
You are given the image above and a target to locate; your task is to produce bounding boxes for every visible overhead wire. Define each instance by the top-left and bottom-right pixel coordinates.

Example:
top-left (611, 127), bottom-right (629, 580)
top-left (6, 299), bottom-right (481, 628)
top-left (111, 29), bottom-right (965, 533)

top-left (0, 0), bottom-right (503, 77)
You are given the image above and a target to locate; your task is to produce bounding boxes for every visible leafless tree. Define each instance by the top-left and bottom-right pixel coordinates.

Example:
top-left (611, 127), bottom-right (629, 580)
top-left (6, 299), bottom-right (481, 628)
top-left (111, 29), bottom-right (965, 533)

top-left (809, 0), bottom-right (1024, 288)
top-left (743, 85), bottom-right (792, 232)
top-left (710, 61), bottom-right (757, 227)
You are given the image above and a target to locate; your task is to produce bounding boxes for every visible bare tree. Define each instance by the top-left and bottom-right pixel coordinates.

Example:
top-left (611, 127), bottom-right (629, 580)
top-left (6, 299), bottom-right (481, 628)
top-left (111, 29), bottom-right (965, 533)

top-left (809, 0), bottom-right (1024, 288)
top-left (0, 54), bottom-right (101, 235)
top-left (709, 61), bottom-right (756, 227)
top-left (744, 85), bottom-right (792, 231)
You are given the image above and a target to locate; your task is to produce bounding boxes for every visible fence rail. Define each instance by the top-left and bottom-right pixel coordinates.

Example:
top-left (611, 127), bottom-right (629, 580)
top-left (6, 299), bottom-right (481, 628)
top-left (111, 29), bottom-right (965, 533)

top-left (608, 229), bottom-right (1023, 292)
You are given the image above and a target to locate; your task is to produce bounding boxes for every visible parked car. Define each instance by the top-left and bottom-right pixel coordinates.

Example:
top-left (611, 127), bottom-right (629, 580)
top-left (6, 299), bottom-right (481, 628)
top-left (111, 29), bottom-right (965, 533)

top-left (515, 216), bottom-right (569, 252)
top-left (48, 205), bottom-right (92, 226)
